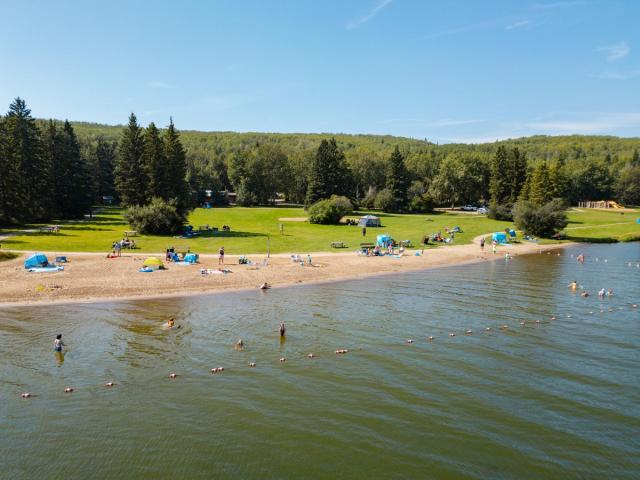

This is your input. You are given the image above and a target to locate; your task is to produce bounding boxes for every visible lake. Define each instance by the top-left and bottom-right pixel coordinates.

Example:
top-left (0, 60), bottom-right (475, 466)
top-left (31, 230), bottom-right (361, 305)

top-left (1, 243), bottom-right (639, 479)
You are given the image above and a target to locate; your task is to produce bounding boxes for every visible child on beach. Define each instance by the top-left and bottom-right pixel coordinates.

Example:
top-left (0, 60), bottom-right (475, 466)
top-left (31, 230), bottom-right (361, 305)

top-left (219, 247), bottom-right (225, 265)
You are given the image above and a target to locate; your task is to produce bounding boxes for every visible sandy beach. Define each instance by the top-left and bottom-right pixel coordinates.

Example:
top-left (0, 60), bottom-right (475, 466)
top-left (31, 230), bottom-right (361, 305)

top-left (0, 238), bottom-right (568, 307)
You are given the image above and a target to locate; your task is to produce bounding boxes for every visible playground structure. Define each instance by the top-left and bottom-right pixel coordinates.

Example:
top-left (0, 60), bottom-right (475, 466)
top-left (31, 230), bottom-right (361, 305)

top-left (578, 200), bottom-right (624, 209)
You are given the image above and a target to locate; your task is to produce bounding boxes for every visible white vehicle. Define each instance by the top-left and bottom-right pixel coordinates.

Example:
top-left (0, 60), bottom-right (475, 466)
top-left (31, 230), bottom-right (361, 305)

top-left (477, 207), bottom-right (488, 214)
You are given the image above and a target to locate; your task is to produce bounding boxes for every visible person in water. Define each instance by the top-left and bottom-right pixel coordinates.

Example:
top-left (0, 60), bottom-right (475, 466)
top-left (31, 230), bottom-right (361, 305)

top-left (54, 334), bottom-right (65, 352)
top-left (568, 280), bottom-right (578, 290)
top-left (236, 338), bottom-right (244, 348)
top-left (279, 323), bottom-right (286, 337)
top-left (260, 282), bottom-right (270, 290)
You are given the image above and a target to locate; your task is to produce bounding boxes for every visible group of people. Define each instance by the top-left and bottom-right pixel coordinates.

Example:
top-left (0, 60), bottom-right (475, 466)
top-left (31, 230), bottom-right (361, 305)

top-left (108, 238), bottom-right (136, 257)
top-left (569, 280), bottom-right (614, 298)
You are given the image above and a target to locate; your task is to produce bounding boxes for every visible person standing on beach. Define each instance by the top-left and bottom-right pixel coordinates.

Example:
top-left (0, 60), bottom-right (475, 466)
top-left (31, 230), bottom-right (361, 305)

top-left (362, 227), bottom-right (366, 237)
top-left (480, 237), bottom-right (485, 250)
top-left (492, 240), bottom-right (497, 254)
top-left (219, 246), bottom-right (225, 265)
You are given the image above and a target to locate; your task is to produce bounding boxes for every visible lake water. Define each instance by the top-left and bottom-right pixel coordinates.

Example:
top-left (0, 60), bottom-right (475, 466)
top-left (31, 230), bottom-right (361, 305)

top-left (1, 243), bottom-right (639, 479)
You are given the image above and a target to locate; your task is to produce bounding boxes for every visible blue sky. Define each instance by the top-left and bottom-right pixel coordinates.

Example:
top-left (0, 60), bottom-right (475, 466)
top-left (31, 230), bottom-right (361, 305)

top-left (1, 0), bottom-right (638, 143)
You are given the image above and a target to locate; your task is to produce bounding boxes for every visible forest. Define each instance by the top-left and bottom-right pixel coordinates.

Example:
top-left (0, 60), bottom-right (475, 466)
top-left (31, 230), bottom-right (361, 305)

top-left (1, 97), bottom-right (639, 227)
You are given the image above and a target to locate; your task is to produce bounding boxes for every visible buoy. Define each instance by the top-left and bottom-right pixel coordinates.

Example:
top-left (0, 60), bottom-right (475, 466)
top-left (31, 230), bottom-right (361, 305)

top-left (21, 392), bottom-right (31, 398)
top-left (465, 329), bottom-right (472, 335)
top-left (406, 339), bottom-right (413, 344)
top-left (551, 316), bottom-right (557, 320)
top-left (535, 319), bottom-right (540, 324)
top-left (104, 382), bottom-right (115, 387)
top-left (567, 314), bottom-right (572, 318)
top-left (485, 327), bottom-right (491, 331)
top-left (169, 373), bottom-right (177, 379)
top-left (500, 325), bottom-right (508, 330)
top-left (64, 387), bottom-right (74, 393)
top-left (632, 304), bottom-right (637, 308)
top-left (248, 362), bottom-right (256, 367)
top-left (520, 321), bottom-right (525, 326)
top-left (427, 336), bottom-right (435, 340)
top-left (280, 357), bottom-right (286, 362)
top-left (449, 332), bottom-right (455, 337)
top-left (307, 353), bottom-right (315, 358)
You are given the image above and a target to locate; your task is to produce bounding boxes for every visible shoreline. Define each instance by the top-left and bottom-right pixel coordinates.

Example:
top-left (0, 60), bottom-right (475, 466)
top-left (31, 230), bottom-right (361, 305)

top-left (0, 239), bottom-right (572, 308)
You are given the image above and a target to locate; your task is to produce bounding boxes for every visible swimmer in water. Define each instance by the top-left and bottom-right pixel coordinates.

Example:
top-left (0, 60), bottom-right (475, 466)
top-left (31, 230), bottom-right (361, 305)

top-left (568, 280), bottom-right (578, 290)
top-left (598, 288), bottom-right (606, 297)
top-left (236, 338), bottom-right (244, 349)
top-left (166, 318), bottom-right (175, 328)
top-left (260, 282), bottom-right (270, 290)
top-left (53, 334), bottom-right (65, 352)
top-left (279, 323), bottom-right (286, 337)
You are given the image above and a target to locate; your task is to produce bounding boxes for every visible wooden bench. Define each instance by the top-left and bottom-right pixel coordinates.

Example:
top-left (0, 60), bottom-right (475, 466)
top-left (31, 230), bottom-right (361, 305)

top-left (40, 225), bottom-right (60, 233)
top-left (331, 241), bottom-right (348, 248)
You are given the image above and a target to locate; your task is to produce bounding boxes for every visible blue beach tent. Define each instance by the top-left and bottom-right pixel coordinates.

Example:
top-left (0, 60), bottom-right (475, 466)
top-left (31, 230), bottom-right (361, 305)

top-left (491, 232), bottom-right (508, 243)
top-left (376, 234), bottom-right (394, 248)
top-left (184, 253), bottom-right (199, 264)
top-left (24, 253), bottom-right (49, 269)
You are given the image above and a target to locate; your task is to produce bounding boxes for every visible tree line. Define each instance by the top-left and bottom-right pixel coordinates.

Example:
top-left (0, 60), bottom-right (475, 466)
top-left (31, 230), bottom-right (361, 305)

top-left (2, 97), bottom-right (639, 227)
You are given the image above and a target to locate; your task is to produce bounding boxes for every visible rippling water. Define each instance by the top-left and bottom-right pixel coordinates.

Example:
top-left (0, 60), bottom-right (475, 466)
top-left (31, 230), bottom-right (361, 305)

top-left (1, 243), bottom-right (639, 479)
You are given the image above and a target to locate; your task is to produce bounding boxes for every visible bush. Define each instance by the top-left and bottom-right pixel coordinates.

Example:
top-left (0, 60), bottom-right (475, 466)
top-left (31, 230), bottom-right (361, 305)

top-left (373, 189), bottom-right (394, 212)
top-left (409, 193), bottom-right (435, 213)
top-left (513, 199), bottom-right (568, 238)
top-left (488, 202), bottom-right (514, 221)
top-left (236, 181), bottom-right (258, 206)
top-left (362, 186), bottom-right (377, 209)
top-left (308, 195), bottom-right (353, 224)
top-left (125, 197), bottom-right (186, 234)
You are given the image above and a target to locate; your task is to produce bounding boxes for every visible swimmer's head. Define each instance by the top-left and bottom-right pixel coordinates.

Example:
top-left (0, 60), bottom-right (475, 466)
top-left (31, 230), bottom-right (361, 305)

top-left (56, 334), bottom-right (62, 340)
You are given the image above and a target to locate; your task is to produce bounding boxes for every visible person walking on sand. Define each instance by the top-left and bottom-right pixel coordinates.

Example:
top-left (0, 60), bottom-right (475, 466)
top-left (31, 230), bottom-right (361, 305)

top-left (492, 240), bottom-right (497, 254)
top-left (480, 237), bottom-right (485, 250)
top-left (219, 246), bottom-right (225, 265)
top-left (53, 334), bottom-right (65, 352)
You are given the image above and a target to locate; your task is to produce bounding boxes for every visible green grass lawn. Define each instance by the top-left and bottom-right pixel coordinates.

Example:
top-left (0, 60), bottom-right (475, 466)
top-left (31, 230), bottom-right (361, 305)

top-left (1, 206), bottom-right (638, 255)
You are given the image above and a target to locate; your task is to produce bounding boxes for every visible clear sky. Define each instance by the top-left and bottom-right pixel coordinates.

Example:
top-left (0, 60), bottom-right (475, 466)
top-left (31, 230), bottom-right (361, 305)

top-left (1, 0), bottom-right (638, 143)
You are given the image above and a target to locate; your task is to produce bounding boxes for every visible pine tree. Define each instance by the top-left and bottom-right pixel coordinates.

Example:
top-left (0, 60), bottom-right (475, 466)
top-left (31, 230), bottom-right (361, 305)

top-left (143, 122), bottom-right (167, 200)
top-left (489, 145), bottom-right (510, 207)
top-left (385, 146), bottom-right (410, 212)
top-left (60, 120), bottom-right (92, 217)
top-left (507, 147), bottom-right (527, 203)
top-left (548, 161), bottom-right (567, 200)
top-left (2, 98), bottom-right (52, 222)
top-left (306, 138), bottom-right (352, 205)
top-left (90, 137), bottom-right (117, 202)
top-left (163, 118), bottom-right (190, 213)
top-left (528, 162), bottom-right (551, 206)
top-left (115, 113), bottom-right (147, 206)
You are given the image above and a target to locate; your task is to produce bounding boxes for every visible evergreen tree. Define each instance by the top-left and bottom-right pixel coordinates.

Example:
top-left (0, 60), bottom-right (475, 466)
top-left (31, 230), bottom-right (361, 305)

top-left (1, 98), bottom-right (52, 222)
top-left (306, 138), bottom-right (352, 205)
top-left (163, 118), bottom-right (190, 213)
top-left (528, 162), bottom-right (551, 206)
top-left (115, 113), bottom-right (147, 206)
top-left (506, 147), bottom-right (527, 203)
top-left (489, 145), bottom-right (510, 207)
top-left (385, 146), bottom-right (410, 212)
top-left (143, 122), bottom-right (167, 200)
top-left (59, 120), bottom-right (92, 217)
top-left (91, 137), bottom-right (117, 201)
top-left (548, 161), bottom-right (567, 200)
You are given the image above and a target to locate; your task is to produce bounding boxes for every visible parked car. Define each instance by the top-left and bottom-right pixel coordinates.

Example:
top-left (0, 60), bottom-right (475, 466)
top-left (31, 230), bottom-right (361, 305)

top-left (477, 207), bottom-right (488, 214)
top-left (461, 205), bottom-right (477, 211)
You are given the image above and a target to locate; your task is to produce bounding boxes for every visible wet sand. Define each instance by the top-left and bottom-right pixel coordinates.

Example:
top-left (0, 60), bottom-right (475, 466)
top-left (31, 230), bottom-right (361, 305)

top-left (0, 239), bottom-right (566, 306)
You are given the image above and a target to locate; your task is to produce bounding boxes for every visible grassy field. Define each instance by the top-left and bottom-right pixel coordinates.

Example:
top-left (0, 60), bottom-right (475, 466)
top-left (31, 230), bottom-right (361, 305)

top-left (0, 206), bottom-right (638, 255)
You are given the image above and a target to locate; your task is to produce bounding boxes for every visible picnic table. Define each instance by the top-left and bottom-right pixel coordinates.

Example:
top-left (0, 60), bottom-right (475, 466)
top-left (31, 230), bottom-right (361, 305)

top-left (124, 230), bottom-right (138, 237)
top-left (40, 225), bottom-right (60, 233)
top-left (331, 241), bottom-right (348, 248)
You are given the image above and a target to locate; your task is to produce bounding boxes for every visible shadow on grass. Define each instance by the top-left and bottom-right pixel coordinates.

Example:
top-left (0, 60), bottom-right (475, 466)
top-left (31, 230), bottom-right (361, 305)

top-left (566, 235), bottom-right (619, 243)
top-left (183, 230), bottom-right (267, 239)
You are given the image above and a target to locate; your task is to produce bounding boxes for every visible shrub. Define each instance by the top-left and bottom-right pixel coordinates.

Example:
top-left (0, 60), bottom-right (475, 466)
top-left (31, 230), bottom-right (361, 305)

top-left (409, 193), bottom-right (435, 213)
top-left (308, 195), bottom-right (353, 224)
top-left (125, 197), bottom-right (186, 234)
top-left (513, 199), bottom-right (568, 238)
top-left (488, 202), bottom-right (514, 221)
top-left (236, 181), bottom-right (258, 207)
top-left (373, 188), bottom-right (394, 212)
